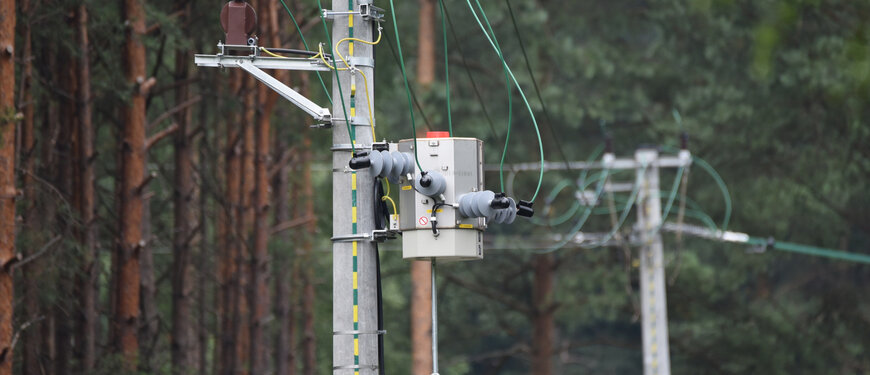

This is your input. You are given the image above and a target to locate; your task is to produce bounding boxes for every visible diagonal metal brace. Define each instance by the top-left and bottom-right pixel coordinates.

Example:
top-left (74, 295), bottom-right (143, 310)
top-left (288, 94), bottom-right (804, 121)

top-left (234, 59), bottom-right (332, 122)
top-left (195, 55), bottom-right (332, 122)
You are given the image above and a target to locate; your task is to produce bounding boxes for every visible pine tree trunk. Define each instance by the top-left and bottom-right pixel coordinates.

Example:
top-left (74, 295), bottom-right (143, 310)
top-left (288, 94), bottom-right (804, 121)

top-left (235, 73), bottom-right (255, 375)
top-left (219, 71), bottom-right (243, 375)
top-left (0, 0), bottom-right (17, 370)
top-left (249, 1), bottom-right (279, 372)
top-left (73, 4), bottom-right (97, 372)
top-left (115, 0), bottom-right (147, 367)
top-left (412, 2), bottom-right (436, 372)
top-left (172, 31), bottom-right (196, 375)
top-left (532, 254), bottom-right (555, 375)
top-left (417, 0), bottom-right (436, 88)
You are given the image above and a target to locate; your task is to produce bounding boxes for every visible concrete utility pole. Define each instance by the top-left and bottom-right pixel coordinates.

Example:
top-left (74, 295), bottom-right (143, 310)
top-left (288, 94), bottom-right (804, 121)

top-left (635, 149), bottom-right (671, 375)
top-left (330, 1), bottom-right (380, 373)
top-left (487, 149), bottom-right (686, 375)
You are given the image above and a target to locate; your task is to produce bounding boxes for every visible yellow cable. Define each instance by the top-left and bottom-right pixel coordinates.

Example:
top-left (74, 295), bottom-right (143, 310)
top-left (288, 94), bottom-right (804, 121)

top-left (383, 179), bottom-right (391, 196)
top-left (356, 69), bottom-right (377, 140)
top-left (312, 42), bottom-right (377, 140)
top-left (259, 47), bottom-right (286, 58)
top-left (382, 195), bottom-right (398, 216)
top-left (334, 27), bottom-right (383, 71)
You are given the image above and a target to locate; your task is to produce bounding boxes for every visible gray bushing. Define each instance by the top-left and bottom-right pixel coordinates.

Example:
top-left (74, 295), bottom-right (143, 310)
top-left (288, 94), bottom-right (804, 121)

top-left (413, 170), bottom-right (447, 197)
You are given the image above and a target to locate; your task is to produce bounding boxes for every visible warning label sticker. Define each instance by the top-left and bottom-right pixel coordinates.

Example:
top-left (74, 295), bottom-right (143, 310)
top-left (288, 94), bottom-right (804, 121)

top-left (418, 216), bottom-right (429, 226)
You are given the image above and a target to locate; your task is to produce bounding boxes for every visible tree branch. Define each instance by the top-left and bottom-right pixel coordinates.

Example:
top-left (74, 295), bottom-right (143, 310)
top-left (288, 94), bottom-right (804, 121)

top-left (0, 316), bottom-right (45, 364)
top-left (13, 235), bottom-right (62, 271)
top-left (145, 123), bottom-right (179, 150)
top-left (270, 216), bottom-right (317, 236)
top-left (147, 95), bottom-right (201, 130)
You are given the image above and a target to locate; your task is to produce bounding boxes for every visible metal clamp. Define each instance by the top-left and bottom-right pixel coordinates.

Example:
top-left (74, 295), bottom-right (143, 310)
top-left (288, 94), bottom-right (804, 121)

top-left (322, 4), bottom-right (385, 22)
top-left (371, 229), bottom-right (398, 242)
top-left (359, 4), bottom-right (385, 21)
top-left (331, 233), bottom-right (372, 242)
top-left (348, 56), bottom-right (375, 68)
top-left (333, 330), bottom-right (387, 336)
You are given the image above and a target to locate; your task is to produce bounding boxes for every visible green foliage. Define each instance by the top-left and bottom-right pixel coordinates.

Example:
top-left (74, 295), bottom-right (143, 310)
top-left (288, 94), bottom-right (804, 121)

top-left (12, 0), bottom-right (870, 373)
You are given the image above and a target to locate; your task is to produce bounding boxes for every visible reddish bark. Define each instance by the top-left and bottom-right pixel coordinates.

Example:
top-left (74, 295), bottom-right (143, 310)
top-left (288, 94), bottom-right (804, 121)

top-left (0, 0), bottom-right (17, 371)
top-left (532, 254), bottom-right (555, 375)
top-left (114, 0), bottom-right (147, 367)
top-left (249, 1), bottom-right (279, 372)
top-left (412, 2), bottom-right (436, 372)
top-left (218, 71), bottom-right (242, 375)
top-left (410, 261), bottom-right (433, 375)
top-left (417, 0), bottom-right (437, 88)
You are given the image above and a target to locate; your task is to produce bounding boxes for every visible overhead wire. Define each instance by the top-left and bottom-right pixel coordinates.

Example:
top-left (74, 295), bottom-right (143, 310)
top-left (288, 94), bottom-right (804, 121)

top-left (314, 26), bottom-right (384, 141)
top-left (277, 0), bottom-right (333, 103)
top-left (442, 3), bottom-right (499, 140)
top-left (536, 168), bottom-right (611, 254)
top-left (465, 0), bottom-right (546, 202)
top-left (504, 0), bottom-right (572, 171)
top-left (438, 0), bottom-right (453, 136)
top-left (316, 0), bottom-right (355, 153)
top-left (388, 0), bottom-right (424, 171)
top-left (658, 144), bottom-right (731, 231)
top-left (381, 31), bottom-right (435, 132)
top-left (578, 163), bottom-right (647, 249)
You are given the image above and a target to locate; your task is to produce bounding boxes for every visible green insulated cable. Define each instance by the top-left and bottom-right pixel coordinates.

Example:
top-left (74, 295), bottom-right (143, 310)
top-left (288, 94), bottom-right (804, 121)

top-left (388, 0), bottom-right (424, 171)
top-left (317, 0), bottom-right (355, 153)
top-left (466, 0), bottom-right (546, 201)
top-left (692, 156), bottom-right (731, 231)
top-left (472, 1), bottom-right (513, 193)
top-left (277, 0), bottom-right (332, 104)
top-left (580, 164), bottom-right (646, 249)
top-left (746, 237), bottom-right (870, 265)
top-left (661, 145), bottom-right (732, 232)
top-left (438, 0), bottom-right (453, 136)
top-left (468, 0), bottom-right (514, 193)
top-left (537, 169), bottom-right (610, 254)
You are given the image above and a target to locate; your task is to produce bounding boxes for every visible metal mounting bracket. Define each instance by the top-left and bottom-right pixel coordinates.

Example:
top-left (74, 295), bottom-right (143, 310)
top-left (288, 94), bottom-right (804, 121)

top-left (235, 59), bottom-right (331, 121)
top-left (322, 3), bottom-right (385, 22)
top-left (195, 42), bottom-right (333, 122)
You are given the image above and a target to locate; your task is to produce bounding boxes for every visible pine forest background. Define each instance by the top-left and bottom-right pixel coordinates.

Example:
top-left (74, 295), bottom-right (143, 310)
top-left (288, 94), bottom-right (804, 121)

top-left (0, 0), bottom-right (869, 374)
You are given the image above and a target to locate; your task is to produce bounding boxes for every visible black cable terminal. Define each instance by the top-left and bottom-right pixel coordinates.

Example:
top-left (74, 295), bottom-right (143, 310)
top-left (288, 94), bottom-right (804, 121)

top-left (349, 150), bottom-right (372, 170)
top-left (418, 171), bottom-right (431, 187)
top-left (604, 135), bottom-right (614, 154)
top-left (766, 236), bottom-right (776, 251)
top-left (517, 200), bottom-right (535, 218)
top-left (490, 193), bottom-right (511, 209)
top-left (680, 131), bottom-right (689, 150)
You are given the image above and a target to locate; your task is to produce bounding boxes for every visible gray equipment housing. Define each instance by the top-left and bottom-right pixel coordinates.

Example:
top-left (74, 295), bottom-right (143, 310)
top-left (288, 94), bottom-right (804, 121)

top-left (398, 137), bottom-right (485, 261)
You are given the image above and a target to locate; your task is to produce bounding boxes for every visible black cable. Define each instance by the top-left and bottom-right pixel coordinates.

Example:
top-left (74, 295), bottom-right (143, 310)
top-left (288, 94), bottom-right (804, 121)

top-left (382, 31), bottom-right (434, 131)
top-left (504, 0), bottom-right (572, 169)
top-left (262, 47), bottom-right (325, 58)
top-left (373, 179), bottom-right (390, 231)
top-left (375, 244), bottom-right (385, 375)
top-left (442, 4), bottom-right (499, 140)
top-left (431, 202), bottom-right (450, 236)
